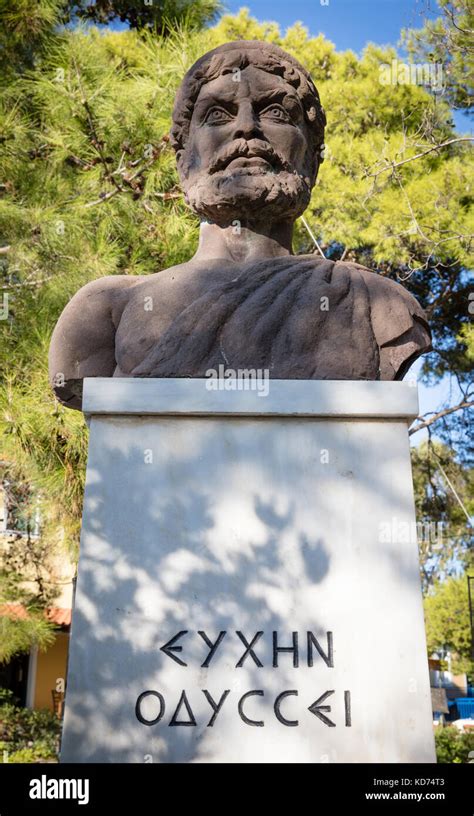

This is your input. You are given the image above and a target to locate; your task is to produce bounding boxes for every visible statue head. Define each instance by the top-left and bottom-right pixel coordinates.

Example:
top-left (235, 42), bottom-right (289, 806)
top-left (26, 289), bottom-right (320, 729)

top-left (170, 40), bottom-right (326, 228)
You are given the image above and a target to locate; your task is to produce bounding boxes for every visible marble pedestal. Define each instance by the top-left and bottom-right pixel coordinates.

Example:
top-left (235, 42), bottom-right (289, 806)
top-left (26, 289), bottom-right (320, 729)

top-left (60, 378), bottom-right (435, 763)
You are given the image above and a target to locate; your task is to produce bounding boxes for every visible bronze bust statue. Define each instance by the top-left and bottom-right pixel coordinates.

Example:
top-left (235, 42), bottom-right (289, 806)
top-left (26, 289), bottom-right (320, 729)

top-left (49, 40), bottom-right (431, 410)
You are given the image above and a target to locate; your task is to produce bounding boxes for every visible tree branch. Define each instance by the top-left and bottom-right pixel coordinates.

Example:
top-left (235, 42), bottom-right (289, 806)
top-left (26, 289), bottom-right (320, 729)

top-left (367, 138), bottom-right (474, 178)
top-left (84, 146), bottom-right (167, 208)
top-left (409, 399), bottom-right (474, 435)
top-left (443, 4), bottom-right (474, 35)
top-left (73, 59), bottom-right (123, 195)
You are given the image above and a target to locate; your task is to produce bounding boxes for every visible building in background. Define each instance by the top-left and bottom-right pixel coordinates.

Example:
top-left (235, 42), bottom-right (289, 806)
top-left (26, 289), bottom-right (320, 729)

top-left (0, 483), bottom-right (74, 716)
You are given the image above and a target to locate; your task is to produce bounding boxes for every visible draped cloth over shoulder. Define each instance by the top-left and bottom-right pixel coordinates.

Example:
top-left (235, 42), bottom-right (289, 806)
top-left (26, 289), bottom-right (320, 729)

top-left (130, 256), bottom-right (431, 381)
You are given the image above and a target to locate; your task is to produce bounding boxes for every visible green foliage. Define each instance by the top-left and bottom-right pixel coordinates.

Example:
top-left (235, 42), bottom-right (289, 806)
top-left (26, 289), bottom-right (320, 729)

top-left (411, 441), bottom-right (473, 590)
top-left (212, 12), bottom-right (473, 434)
top-left (0, 0), bottom-right (69, 77)
top-left (402, 0), bottom-right (474, 111)
top-left (0, 614), bottom-right (56, 663)
top-left (2, 745), bottom-right (55, 762)
top-left (68, 0), bottom-right (222, 33)
top-left (434, 725), bottom-right (474, 763)
top-left (424, 573), bottom-right (474, 676)
top-left (458, 322), bottom-right (474, 362)
top-left (0, 482), bottom-right (59, 661)
top-left (0, 694), bottom-right (60, 761)
top-left (0, 6), bottom-right (472, 569)
top-left (0, 531), bottom-right (59, 662)
top-left (0, 0), bottom-right (222, 77)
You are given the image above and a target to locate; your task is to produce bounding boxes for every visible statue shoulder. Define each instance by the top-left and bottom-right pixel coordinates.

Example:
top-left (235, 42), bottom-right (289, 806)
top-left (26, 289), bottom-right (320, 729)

top-left (49, 275), bottom-right (139, 410)
top-left (65, 273), bottom-right (138, 315)
top-left (335, 261), bottom-right (432, 380)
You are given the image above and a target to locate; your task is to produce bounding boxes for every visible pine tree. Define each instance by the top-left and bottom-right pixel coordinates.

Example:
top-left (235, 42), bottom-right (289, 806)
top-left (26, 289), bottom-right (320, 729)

top-left (424, 573), bottom-right (474, 676)
top-left (402, 0), bottom-right (474, 112)
top-left (0, 6), bottom-right (472, 659)
top-left (412, 441), bottom-right (473, 591)
top-left (67, 0), bottom-right (223, 33)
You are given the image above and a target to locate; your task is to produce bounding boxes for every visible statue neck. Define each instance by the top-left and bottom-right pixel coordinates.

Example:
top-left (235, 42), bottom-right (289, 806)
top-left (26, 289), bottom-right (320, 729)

top-left (193, 220), bottom-right (294, 263)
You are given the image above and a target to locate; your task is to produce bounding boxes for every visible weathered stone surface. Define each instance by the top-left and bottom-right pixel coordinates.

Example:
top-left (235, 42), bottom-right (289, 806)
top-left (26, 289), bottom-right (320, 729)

top-left (49, 39), bottom-right (431, 411)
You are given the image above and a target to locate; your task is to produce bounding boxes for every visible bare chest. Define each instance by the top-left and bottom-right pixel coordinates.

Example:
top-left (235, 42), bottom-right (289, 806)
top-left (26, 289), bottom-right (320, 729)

top-left (114, 262), bottom-right (241, 374)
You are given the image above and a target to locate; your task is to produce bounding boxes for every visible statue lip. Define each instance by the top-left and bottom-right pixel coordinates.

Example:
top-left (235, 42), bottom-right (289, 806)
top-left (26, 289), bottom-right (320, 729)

top-left (226, 156), bottom-right (272, 170)
top-left (212, 152), bottom-right (277, 174)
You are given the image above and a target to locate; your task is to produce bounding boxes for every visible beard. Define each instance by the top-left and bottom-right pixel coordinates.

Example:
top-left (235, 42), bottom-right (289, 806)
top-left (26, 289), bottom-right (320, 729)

top-left (183, 166), bottom-right (312, 228)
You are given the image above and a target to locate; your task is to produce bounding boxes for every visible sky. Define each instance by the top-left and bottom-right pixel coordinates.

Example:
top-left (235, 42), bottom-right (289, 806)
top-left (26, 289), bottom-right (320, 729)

top-left (222, 0), bottom-right (472, 134)
top-left (220, 0), bottom-right (471, 440)
top-left (224, 0), bottom-right (432, 52)
top-left (106, 1), bottom-right (469, 440)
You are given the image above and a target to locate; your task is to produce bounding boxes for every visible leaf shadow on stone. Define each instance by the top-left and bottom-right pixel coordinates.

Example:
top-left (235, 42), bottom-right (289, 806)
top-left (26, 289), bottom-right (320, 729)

top-left (60, 413), bottom-right (428, 762)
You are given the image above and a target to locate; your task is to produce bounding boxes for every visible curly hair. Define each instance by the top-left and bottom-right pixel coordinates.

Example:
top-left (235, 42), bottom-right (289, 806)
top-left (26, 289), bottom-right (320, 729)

top-left (171, 40), bottom-right (326, 184)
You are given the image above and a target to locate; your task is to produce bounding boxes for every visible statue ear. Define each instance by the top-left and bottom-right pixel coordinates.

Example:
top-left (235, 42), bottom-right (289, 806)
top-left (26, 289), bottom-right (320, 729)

top-left (176, 147), bottom-right (192, 184)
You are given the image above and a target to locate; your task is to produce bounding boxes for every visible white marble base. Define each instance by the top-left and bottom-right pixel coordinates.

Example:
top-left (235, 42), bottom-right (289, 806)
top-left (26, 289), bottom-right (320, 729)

top-left (60, 379), bottom-right (435, 763)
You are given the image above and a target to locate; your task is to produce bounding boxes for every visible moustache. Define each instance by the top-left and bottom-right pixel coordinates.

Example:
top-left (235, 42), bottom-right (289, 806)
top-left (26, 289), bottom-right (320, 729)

top-left (209, 139), bottom-right (293, 175)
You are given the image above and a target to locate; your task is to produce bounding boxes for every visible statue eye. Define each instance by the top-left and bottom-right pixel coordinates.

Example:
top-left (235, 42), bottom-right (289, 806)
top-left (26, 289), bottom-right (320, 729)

top-left (204, 107), bottom-right (232, 125)
top-left (260, 105), bottom-right (291, 123)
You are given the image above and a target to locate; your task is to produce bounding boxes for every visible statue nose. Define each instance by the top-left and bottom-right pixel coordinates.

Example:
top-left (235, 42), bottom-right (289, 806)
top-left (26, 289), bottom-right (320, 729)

top-left (232, 103), bottom-right (261, 140)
